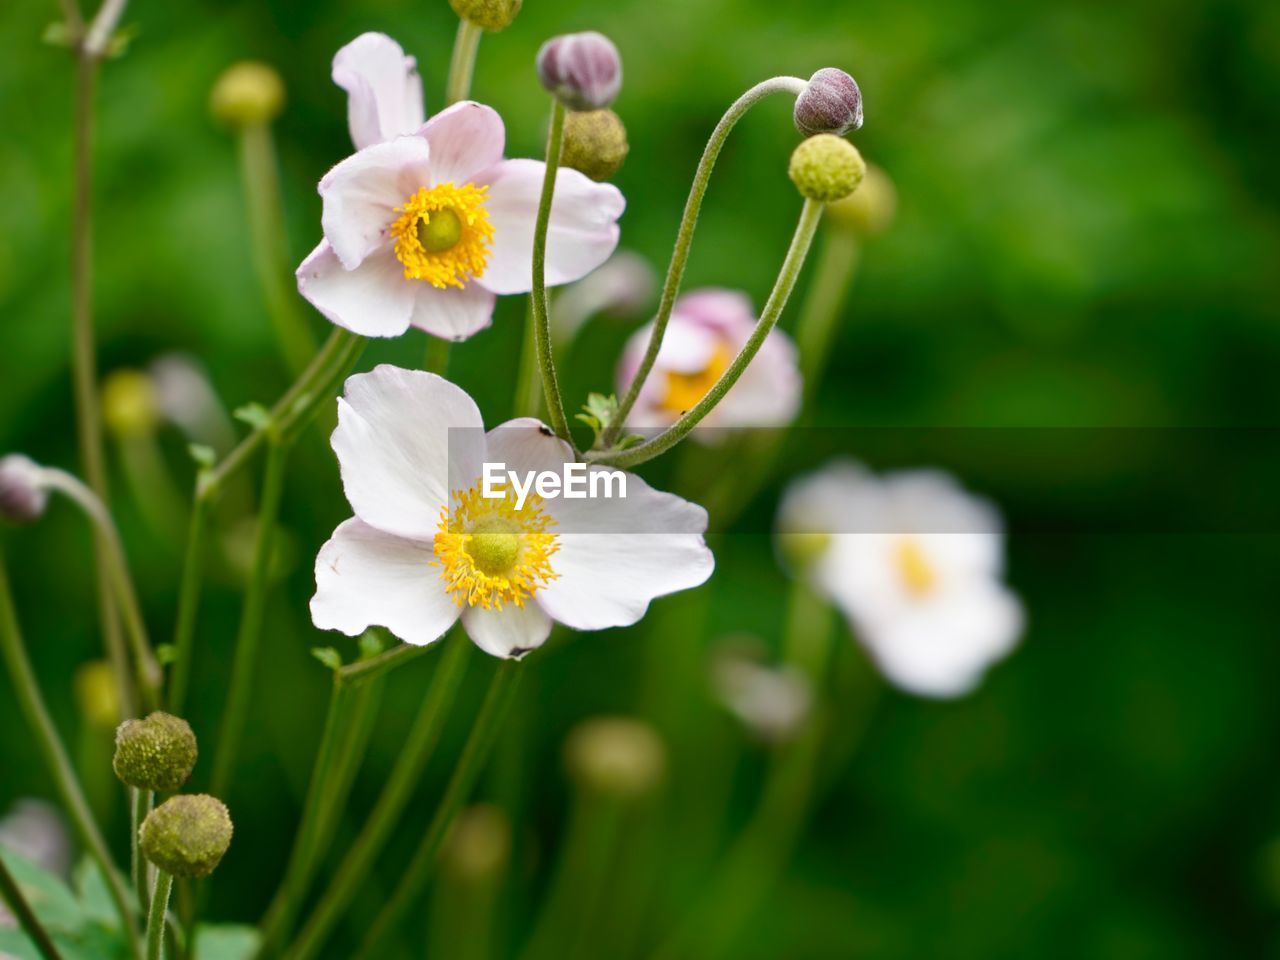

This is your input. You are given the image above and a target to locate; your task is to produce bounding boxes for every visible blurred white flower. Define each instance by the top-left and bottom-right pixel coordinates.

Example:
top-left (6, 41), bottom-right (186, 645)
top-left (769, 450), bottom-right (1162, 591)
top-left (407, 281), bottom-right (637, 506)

top-left (148, 353), bottom-right (236, 451)
top-left (711, 641), bottom-right (812, 742)
top-left (0, 799), bottom-right (70, 877)
top-left (552, 249), bottom-right (654, 345)
top-left (616, 289), bottom-right (800, 438)
top-left (311, 366), bottom-right (714, 658)
top-left (777, 460), bottom-right (1023, 698)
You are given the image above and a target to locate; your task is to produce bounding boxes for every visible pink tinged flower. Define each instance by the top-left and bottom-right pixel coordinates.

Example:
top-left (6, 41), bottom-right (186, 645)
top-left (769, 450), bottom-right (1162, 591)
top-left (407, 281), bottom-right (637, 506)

top-left (311, 365), bottom-right (714, 659)
top-left (297, 102), bottom-right (625, 342)
top-left (777, 460), bottom-right (1024, 699)
top-left (332, 33), bottom-right (425, 150)
top-left (617, 289), bottom-right (801, 437)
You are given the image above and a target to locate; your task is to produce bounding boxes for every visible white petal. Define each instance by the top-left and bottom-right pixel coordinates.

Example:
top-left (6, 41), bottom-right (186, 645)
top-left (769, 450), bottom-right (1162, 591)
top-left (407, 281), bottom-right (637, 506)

top-left (776, 459), bottom-right (878, 537)
top-left (461, 602), bottom-right (552, 659)
top-left (297, 241), bottom-right (415, 337)
top-left (332, 33), bottom-right (425, 150)
top-left (332, 366), bottom-right (487, 540)
top-left (311, 518), bottom-right (460, 646)
top-left (473, 159), bottom-right (624, 295)
top-left (319, 136), bottom-right (432, 269)
top-left (409, 282), bottom-right (496, 342)
top-left (419, 102), bottom-right (506, 185)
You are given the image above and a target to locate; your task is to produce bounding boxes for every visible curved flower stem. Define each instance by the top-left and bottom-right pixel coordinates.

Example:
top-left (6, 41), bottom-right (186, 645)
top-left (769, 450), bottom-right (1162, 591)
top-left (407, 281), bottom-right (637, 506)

top-left (446, 18), bottom-right (483, 106)
top-left (354, 663), bottom-right (523, 959)
top-left (39, 468), bottom-right (162, 712)
top-left (530, 98), bottom-right (573, 444)
top-left (286, 636), bottom-right (473, 960)
top-left (210, 435), bottom-right (290, 800)
top-left (166, 491), bottom-right (207, 716)
top-left (336, 639), bottom-right (433, 686)
top-left (0, 552), bottom-right (142, 959)
top-left (0, 854), bottom-right (65, 960)
top-left (145, 870), bottom-right (173, 960)
top-left (602, 75), bottom-right (807, 446)
top-left (511, 298), bottom-right (543, 418)
top-left (593, 197), bottom-right (824, 469)
top-left (794, 227), bottom-right (860, 403)
top-left (239, 121), bottom-right (317, 376)
top-left (131, 787), bottom-right (154, 914)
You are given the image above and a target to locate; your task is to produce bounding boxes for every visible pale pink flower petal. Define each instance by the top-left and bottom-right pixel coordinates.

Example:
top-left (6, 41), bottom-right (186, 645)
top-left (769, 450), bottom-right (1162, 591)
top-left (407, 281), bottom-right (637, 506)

top-left (311, 518), bottom-right (461, 646)
top-left (461, 603), bottom-right (553, 659)
top-left (409, 282), bottom-right (497, 342)
top-left (418, 101), bottom-right (506, 186)
top-left (297, 242), bottom-right (415, 337)
top-left (474, 159), bottom-right (624, 295)
top-left (332, 33), bottom-right (425, 150)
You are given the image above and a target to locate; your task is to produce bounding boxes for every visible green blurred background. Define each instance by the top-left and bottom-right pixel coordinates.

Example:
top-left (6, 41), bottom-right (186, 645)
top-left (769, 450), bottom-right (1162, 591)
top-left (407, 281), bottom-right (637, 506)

top-left (3, 0), bottom-right (1280, 956)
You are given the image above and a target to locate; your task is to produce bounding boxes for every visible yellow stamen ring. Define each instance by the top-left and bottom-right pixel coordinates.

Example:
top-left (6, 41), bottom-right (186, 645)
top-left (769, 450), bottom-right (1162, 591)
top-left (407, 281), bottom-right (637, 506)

top-left (390, 182), bottom-right (494, 289)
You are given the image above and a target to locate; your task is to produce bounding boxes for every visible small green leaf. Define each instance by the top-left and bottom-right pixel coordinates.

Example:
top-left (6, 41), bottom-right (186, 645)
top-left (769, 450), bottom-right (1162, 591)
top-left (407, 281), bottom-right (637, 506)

top-left (0, 848), bottom-right (84, 934)
top-left (188, 443), bottom-right (216, 468)
top-left (357, 630), bottom-right (386, 661)
top-left (104, 23), bottom-right (139, 58)
top-left (616, 434), bottom-right (646, 450)
top-left (193, 924), bottom-right (261, 960)
top-left (154, 644), bottom-right (177, 666)
top-left (72, 857), bottom-right (117, 928)
top-left (42, 22), bottom-right (73, 47)
top-left (233, 403), bottom-right (272, 431)
top-left (310, 647), bottom-right (342, 671)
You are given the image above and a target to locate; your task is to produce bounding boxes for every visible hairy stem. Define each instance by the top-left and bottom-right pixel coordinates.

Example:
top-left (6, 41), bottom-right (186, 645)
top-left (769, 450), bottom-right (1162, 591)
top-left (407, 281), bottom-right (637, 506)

top-left (603, 75), bottom-right (807, 445)
top-left (145, 870), bottom-right (173, 960)
top-left (593, 197), bottom-right (824, 469)
top-left (445, 18), bottom-right (483, 106)
top-left (530, 98), bottom-right (573, 443)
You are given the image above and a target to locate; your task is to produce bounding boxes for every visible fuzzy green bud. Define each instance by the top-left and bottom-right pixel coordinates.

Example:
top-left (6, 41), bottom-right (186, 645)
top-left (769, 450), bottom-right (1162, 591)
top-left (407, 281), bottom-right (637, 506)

top-left (561, 109), bottom-right (629, 182)
top-left (449, 0), bottom-right (522, 31)
top-left (443, 805), bottom-right (512, 883)
top-left (788, 134), bottom-right (865, 203)
top-left (139, 795), bottom-right (232, 878)
top-left (209, 62), bottom-right (285, 128)
top-left (564, 716), bottom-right (665, 799)
top-left (113, 712), bottom-right (198, 792)
top-left (0, 455), bottom-right (47, 525)
top-left (826, 163), bottom-right (896, 236)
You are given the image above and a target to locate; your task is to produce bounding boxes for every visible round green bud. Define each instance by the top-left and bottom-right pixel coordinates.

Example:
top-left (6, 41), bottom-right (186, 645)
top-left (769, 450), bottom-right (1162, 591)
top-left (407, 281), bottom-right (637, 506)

top-left (449, 0), bottom-right (522, 32)
top-left (209, 62), bottom-right (285, 128)
top-left (443, 805), bottom-right (512, 882)
top-left (75, 661), bottom-right (120, 730)
top-left (101, 369), bottom-right (160, 437)
top-left (561, 110), bottom-right (629, 182)
top-left (788, 135), bottom-right (866, 203)
top-left (826, 163), bottom-right (896, 236)
top-left (139, 795), bottom-right (233, 879)
top-left (113, 712), bottom-right (198, 792)
top-left (564, 716), bottom-right (665, 799)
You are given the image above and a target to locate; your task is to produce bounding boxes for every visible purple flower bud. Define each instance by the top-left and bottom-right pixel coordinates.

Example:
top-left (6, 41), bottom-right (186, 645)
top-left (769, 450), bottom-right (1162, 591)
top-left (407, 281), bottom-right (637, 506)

top-left (0, 455), bottom-right (47, 525)
top-left (536, 32), bottom-right (622, 111)
top-left (794, 68), bottom-right (863, 138)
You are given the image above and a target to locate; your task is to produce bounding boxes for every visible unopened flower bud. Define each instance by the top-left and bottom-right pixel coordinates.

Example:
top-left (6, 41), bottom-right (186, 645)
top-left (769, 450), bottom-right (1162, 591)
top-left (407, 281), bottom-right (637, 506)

top-left (449, 0), bottom-right (522, 31)
top-left (75, 661), bottom-right (121, 729)
top-left (102, 369), bottom-right (160, 437)
top-left (561, 110), bottom-right (628, 182)
top-left (788, 134), bottom-right (865, 203)
top-left (113, 712), bottom-right (198, 792)
top-left (794, 68), bottom-right (863, 138)
top-left (210, 62), bottom-right (285, 128)
top-left (139, 795), bottom-right (232, 878)
top-left (564, 716), bottom-right (665, 799)
top-left (537, 33), bottom-right (622, 111)
top-left (443, 805), bottom-right (512, 883)
top-left (0, 455), bottom-right (47, 525)
top-left (826, 163), bottom-right (897, 236)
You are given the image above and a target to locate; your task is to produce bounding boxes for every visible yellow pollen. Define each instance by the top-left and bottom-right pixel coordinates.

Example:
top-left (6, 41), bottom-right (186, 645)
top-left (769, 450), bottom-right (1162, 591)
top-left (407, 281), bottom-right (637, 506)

top-left (659, 341), bottom-right (733, 415)
top-left (391, 182), bottom-right (494, 289)
top-left (894, 538), bottom-right (936, 596)
top-left (434, 481), bottom-right (559, 610)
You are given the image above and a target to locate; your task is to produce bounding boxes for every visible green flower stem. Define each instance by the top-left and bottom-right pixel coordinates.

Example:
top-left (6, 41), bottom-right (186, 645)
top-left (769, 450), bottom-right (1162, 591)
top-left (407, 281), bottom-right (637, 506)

top-left (239, 121), bottom-right (317, 377)
top-left (602, 75), bottom-right (807, 447)
top-left (594, 197), bottom-right (825, 469)
top-left (210, 436), bottom-right (290, 800)
top-left (424, 336), bottom-right (452, 377)
top-left (166, 491), bottom-right (208, 716)
top-left (145, 870), bottom-right (173, 960)
top-left (0, 552), bottom-right (142, 959)
top-left (168, 328), bottom-right (364, 717)
top-left (131, 787), bottom-right (154, 914)
top-left (335, 639), bottom-right (433, 687)
top-left (446, 18), bottom-right (483, 106)
top-left (39, 468), bottom-right (162, 713)
top-left (794, 227), bottom-right (860, 402)
top-left (286, 636), bottom-right (473, 960)
top-left (354, 663), bottom-right (523, 959)
top-left (0, 854), bottom-right (65, 960)
top-left (512, 297), bottom-right (543, 418)
top-left (530, 98), bottom-right (574, 444)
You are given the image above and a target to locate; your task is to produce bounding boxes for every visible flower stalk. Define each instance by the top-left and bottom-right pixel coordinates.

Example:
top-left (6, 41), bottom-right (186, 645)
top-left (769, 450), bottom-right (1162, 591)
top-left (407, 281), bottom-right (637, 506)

top-left (530, 98), bottom-right (574, 444)
top-left (593, 197), bottom-right (825, 468)
top-left (131, 787), bottom-right (154, 913)
top-left (355, 663), bottom-right (523, 958)
top-left (144, 870), bottom-right (173, 960)
top-left (0, 552), bottom-right (142, 958)
top-left (602, 76), bottom-right (807, 446)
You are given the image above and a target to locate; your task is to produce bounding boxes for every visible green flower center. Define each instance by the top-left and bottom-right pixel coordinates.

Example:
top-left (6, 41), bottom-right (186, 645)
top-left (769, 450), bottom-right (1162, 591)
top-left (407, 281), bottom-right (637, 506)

top-left (417, 208), bottom-right (464, 253)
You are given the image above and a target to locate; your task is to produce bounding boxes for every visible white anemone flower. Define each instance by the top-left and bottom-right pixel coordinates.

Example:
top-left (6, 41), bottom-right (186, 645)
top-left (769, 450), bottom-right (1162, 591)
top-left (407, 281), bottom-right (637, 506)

top-left (616, 289), bottom-right (800, 438)
top-left (311, 365), bottom-right (715, 658)
top-left (298, 35), bottom-right (625, 344)
top-left (777, 460), bottom-right (1024, 698)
